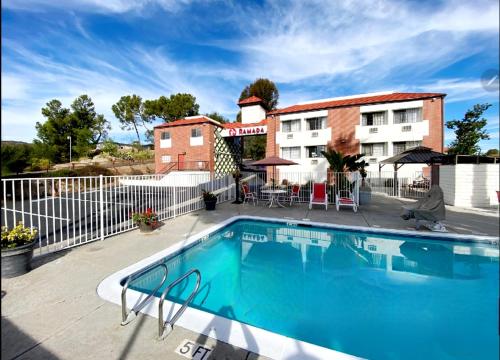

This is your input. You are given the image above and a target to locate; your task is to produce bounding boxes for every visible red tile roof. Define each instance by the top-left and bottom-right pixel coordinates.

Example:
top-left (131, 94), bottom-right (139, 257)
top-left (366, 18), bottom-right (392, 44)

top-left (238, 96), bottom-right (263, 106)
top-left (153, 116), bottom-right (223, 129)
top-left (223, 119), bottom-right (267, 129)
top-left (269, 92), bottom-right (446, 115)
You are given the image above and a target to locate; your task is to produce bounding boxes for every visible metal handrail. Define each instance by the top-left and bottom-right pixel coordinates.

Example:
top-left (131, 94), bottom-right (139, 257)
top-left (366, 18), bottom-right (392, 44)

top-left (121, 263), bottom-right (169, 325)
top-left (158, 269), bottom-right (201, 339)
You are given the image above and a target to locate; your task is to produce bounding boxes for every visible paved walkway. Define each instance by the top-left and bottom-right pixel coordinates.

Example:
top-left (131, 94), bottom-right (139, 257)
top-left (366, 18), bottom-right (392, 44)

top-left (2, 194), bottom-right (498, 360)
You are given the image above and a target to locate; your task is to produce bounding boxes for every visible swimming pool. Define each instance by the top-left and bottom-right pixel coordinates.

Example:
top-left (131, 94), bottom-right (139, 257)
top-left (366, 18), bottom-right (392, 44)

top-left (98, 216), bottom-right (499, 360)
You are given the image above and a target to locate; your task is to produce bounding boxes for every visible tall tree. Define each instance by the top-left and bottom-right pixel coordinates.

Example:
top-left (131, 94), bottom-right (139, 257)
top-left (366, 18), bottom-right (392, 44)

top-left (35, 96), bottom-right (110, 163)
top-left (243, 135), bottom-right (266, 160)
top-left (112, 95), bottom-right (151, 144)
top-left (204, 112), bottom-right (228, 124)
top-left (446, 103), bottom-right (491, 155)
top-left (239, 78), bottom-right (279, 112)
top-left (143, 93), bottom-right (199, 122)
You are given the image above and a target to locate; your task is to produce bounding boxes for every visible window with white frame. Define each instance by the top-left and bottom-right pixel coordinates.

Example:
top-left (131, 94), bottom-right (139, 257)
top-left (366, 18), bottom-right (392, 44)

top-left (393, 108), bottom-right (422, 124)
top-left (160, 131), bottom-right (172, 148)
top-left (361, 143), bottom-right (387, 156)
top-left (190, 127), bottom-right (203, 146)
top-left (362, 112), bottom-right (387, 126)
top-left (282, 119), bottom-right (301, 132)
top-left (161, 155), bottom-right (171, 163)
top-left (393, 141), bottom-right (422, 154)
top-left (306, 117), bottom-right (326, 130)
top-left (281, 146), bottom-right (301, 159)
top-left (191, 128), bottom-right (202, 137)
top-left (305, 145), bottom-right (326, 158)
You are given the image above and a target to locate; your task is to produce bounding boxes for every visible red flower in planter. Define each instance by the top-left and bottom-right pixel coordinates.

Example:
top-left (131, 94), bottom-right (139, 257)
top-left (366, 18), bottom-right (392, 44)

top-left (131, 209), bottom-right (158, 227)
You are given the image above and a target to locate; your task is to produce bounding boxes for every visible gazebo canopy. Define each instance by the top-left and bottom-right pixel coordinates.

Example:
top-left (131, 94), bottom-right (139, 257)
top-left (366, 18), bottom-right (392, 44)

top-left (379, 146), bottom-right (444, 170)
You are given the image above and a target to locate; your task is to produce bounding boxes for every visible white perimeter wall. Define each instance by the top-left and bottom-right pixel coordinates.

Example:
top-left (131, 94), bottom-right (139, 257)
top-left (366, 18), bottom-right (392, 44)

top-left (440, 164), bottom-right (499, 207)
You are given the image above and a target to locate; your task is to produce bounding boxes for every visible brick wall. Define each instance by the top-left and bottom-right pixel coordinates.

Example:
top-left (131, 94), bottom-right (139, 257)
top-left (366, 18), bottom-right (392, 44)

top-left (422, 97), bottom-right (444, 152)
top-left (265, 116), bottom-right (280, 180)
top-left (154, 123), bottom-right (216, 173)
top-left (265, 116), bottom-right (279, 157)
top-left (327, 107), bottom-right (360, 154)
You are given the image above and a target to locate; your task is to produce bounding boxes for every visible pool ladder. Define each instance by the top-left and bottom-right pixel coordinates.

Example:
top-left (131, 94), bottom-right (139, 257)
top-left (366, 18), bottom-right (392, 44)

top-left (120, 264), bottom-right (201, 340)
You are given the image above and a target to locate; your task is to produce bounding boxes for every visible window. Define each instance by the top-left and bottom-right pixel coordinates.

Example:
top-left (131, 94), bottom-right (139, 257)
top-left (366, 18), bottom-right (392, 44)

top-left (362, 112), bottom-right (387, 126)
top-left (160, 131), bottom-right (170, 140)
top-left (361, 143), bottom-right (387, 156)
top-left (306, 145), bottom-right (326, 158)
top-left (393, 141), bottom-right (422, 155)
top-left (393, 108), bottom-right (422, 124)
top-left (306, 117), bottom-right (326, 130)
top-left (282, 146), bottom-right (301, 159)
top-left (191, 128), bottom-right (202, 137)
top-left (161, 155), bottom-right (171, 163)
top-left (282, 119), bottom-right (301, 132)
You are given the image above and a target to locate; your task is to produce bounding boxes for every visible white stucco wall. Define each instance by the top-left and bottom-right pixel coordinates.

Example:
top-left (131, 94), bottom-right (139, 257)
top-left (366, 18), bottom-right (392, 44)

top-left (440, 164), bottom-right (499, 207)
top-left (241, 105), bottom-right (266, 124)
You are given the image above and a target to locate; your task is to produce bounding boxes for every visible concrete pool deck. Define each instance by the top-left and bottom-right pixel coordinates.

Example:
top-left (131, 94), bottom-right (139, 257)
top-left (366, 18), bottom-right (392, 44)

top-left (2, 194), bottom-right (498, 360)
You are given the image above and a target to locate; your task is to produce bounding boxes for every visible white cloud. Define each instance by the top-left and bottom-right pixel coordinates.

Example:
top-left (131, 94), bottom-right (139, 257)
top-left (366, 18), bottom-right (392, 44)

top-left (1, 0), bottom-right (499, 146)
top-left (1, 0), bottom-right (199, 14)
top-left (205, 0), bottom-right (495, 84)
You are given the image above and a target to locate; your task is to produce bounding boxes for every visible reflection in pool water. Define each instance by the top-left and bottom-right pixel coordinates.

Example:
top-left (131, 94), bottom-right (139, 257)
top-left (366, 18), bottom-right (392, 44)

top-left (130, 219), bottom-right (499, 360)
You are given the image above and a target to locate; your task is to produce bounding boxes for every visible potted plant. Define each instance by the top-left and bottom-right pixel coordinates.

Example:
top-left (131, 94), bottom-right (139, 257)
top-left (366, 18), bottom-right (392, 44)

top-left (132, 208), bottom-right (159, 233)
top-left (1, 222), bottom-right (37, 278)
top-left (202, 189), bottom-right (217, 210)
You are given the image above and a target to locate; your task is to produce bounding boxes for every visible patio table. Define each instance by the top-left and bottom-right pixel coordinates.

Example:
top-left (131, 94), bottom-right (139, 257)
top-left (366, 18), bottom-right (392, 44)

top-left (261, 189), bottom-right (287, 208)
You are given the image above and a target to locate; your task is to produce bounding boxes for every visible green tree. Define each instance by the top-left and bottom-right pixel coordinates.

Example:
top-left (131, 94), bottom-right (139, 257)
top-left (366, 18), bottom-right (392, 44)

top-left (446, 103), bottom-right (491, 155)
top-left (143, 93), bottom-right (199, 122)
top-left (35, 95), bottom-right (110, 163)
top-left (243, 135), bottom-right (266, 160)
top-left (237, 78), bottom-right (280, 122)
top-left (1, 143), bottom-right (33, 175)
top-left (204, 112), bottom-right (228, 124)
top-left (112, 95), bottom-right (151, 144)
top-left (101, 139), bottom-right (119, 157)
top-left (484, 148), bottom-right (499, 157)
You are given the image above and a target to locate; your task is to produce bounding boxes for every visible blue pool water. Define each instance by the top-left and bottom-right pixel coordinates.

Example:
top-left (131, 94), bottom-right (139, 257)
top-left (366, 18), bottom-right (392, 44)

top-left (130, 219), bottom-right (499, 360)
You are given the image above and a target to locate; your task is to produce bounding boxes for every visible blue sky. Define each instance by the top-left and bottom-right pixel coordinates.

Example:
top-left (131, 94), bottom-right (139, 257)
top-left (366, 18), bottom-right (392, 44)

top-left (2, 0), bottom-right (499, 150)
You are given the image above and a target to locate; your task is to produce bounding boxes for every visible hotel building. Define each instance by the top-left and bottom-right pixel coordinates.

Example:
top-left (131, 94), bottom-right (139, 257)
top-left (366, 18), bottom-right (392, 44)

top-left (154, 91), bottom-right (445, 177)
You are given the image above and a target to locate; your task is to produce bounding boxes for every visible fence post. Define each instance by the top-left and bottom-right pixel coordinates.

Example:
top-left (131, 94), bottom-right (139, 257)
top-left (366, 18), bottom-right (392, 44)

top-left (173, 183), bottom-right (177, 218)
top-left (100, 175), bottom-right (104, 241)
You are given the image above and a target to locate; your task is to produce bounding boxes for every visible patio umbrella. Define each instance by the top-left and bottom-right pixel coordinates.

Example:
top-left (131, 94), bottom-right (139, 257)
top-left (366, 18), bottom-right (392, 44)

top-left (249, 156), bottom-right (298, 187)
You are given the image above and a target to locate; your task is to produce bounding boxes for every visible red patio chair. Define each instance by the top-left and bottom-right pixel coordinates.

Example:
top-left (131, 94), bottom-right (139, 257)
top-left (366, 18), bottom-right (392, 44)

top-left (309, 183), bottom-right (328, 210)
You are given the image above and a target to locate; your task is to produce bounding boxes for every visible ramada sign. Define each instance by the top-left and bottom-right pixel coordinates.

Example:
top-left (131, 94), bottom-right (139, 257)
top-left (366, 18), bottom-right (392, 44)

top-left (221, 125), bottom-right (267, 137)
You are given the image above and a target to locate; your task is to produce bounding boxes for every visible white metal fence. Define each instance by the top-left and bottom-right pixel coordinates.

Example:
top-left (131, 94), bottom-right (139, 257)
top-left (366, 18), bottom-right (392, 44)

top-left (1, 174), bottom-right (235, 257)
top-left (241, 171), bottom-right (361, 204)
top-left (365, 171), bottom-right (431, 198)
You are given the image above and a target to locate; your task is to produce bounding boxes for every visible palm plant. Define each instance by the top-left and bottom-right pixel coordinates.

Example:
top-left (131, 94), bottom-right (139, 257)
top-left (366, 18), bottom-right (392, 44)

top-left (321, 147), bottom-right (365, 172)
top-left (321, 147), bottom-right (366, 193)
